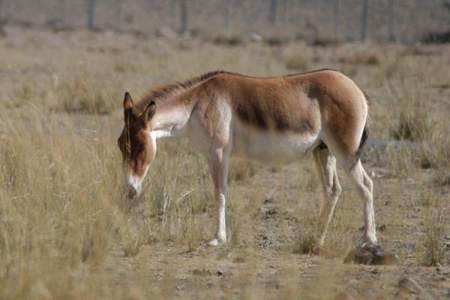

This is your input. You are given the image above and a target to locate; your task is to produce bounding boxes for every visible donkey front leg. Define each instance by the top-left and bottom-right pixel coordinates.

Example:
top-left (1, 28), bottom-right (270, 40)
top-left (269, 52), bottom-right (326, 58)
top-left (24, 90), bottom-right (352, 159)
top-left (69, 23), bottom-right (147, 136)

top-left (207, 146), bottom-right (230, 246)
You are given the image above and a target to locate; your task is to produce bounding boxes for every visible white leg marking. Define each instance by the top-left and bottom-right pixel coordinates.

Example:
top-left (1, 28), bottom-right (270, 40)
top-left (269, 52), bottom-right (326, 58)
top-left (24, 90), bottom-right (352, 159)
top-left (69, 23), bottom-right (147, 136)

top-left (348, 160), bottom-right (377, 245)
top-left (217, 192), bottom-right (227, 241)
top-left (313, 148), bottom-right (342, 247)
top-left (207, 145), bottom-right (230, 246)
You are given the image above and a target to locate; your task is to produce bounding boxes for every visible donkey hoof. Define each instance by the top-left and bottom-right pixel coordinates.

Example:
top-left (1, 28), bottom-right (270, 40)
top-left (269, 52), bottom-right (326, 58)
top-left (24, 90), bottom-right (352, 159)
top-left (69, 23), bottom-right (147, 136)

top-left (312, 245), bottom-right (322, 255)
top-left (207, 238), bottom-right (225, 247)
top-left (312, 244), bottom-right (333, 257)
top-left (344, 244), bottom-right (398, 265)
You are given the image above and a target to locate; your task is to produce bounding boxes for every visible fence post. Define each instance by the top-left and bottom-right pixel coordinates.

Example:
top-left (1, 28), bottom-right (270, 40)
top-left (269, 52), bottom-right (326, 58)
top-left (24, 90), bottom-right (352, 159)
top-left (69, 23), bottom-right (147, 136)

top-left (179, 0), bottom-right (188, 34)
top-left (0, 0), bottom-right (3, 21)
top-left (280, 0), bottom-right (288, 24)
top-left (87, 0), bottom-right (96, 30)
top-left (269, 0), bottom-right (278, 25)
top-left (0, 0), bottom-right (3, 33)
top-left (115, 0), bottom-right (122, 31)
top-left (224, 0), bottom-right (232, 35)
top-left (388, 0), bottom-right (395, 41)
top-left (170, 0), bottom-right (177, 29)
top-left (334, 0), bottom-right (340, 41)
top-left (224, 0), bottom-right (229, 33)
top-left (361, 0), bottom-right (368, 41)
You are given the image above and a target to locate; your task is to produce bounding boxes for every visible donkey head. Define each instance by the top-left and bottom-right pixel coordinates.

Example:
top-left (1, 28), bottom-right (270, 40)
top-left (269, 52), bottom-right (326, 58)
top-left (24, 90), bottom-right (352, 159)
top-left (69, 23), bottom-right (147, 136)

top-left (117, 92), bottom-right (156, 198)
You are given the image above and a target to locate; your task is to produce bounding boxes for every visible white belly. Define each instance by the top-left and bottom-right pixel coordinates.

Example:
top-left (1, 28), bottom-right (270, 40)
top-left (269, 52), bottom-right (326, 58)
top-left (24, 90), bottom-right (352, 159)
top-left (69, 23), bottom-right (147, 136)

top-left (232, 122), bottom-right (320, 163)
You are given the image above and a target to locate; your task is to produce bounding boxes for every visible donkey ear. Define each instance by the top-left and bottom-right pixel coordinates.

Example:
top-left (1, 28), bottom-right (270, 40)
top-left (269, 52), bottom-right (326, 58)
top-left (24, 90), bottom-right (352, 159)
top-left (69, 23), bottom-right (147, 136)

top-left (145, 101), bottom-right (156, 120)
top-left (123, 92), bottom-right (134, 110)
top-left (123, 92), bottom-right (135, 123)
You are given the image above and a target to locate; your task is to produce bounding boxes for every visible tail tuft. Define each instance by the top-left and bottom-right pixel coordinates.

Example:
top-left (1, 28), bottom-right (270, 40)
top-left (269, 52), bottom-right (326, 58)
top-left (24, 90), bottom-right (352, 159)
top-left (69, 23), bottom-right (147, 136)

top-left (356, 126), bottom-right (369, 157)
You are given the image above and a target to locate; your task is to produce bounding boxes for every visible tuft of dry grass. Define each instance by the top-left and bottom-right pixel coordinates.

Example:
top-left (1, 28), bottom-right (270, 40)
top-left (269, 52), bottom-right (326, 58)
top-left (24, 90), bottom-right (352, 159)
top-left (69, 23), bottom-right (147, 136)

top-left (210, 35), bottom-right (243, 47)
top-left (293, 214), bottom-right (318, 255)
top-left (420, 197), bottom-right (448, 266)
top-left (293, 232), bottom-right (317, 255)
top-left (284, 54), bottom-right (308, 71)
top-left (56, 71), bottom-right (119, 115)
top-left (390, 98), bottom-right (434, 142)
top-left (417, 120), bottom-right (450, 171)
top-left (383, 61), bottom-right (437, 143)
top-left (229, 159), bottom-right (256, 183)
top-left (338, 52), bottom-right (381, 66)
top-left (383, 73), bottom-right (449, 174)
top-left (385, 144), bottom-right (415, 177)
top-left (264, 36), bottom-right (289, 47)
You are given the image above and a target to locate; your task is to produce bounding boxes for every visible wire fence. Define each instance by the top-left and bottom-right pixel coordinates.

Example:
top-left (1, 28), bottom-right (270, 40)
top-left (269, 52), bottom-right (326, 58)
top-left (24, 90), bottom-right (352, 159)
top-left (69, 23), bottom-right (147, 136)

top-left (0, 0), bottom-right (449, 43)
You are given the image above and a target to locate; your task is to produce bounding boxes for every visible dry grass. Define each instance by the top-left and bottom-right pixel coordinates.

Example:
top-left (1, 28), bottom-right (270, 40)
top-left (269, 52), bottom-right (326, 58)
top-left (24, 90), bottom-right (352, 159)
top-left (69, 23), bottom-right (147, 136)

top-left (56, 71), bottom-right (120, 114)
top-left (293, 230), bottom-right (317, 255)
top-left (375, 56), bottom-right (450, 177)
top-left (388, 80), bottom-right (436, 142)
top-left (229, 159), bottom-right (256, 183)
top-left (264, 36), bottom-right (289, 47)
top-left (338, 52), bottom-right (381, 66)
top-left (210, 35), bottom-right (243, 47)
top-left (420, 197), bottom-right (448, 266)
top-left (385, 144), bottom-right (415, 177)
top-left (284, 54), bottom-right (309, 71)
top-left (0, 110), bottom-right (124, 298)
top-left (0, 28), bottom-right (449, 299)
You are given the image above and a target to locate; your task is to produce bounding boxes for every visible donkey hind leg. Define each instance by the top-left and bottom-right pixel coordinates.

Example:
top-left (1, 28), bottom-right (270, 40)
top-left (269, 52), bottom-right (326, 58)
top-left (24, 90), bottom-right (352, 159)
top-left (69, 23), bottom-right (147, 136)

top-left (207, 145), bottom-right (231, 246)
top-left (346, 159), bottom-right (377, 246)
top-left (313, 147), bottom-right (342, 248)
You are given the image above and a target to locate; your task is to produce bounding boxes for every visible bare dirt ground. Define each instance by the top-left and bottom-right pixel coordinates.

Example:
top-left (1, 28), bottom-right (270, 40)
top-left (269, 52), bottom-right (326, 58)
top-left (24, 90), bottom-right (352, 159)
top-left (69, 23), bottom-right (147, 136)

top-left (106, 160), bottom-right (450, 299)
top-left (0, 28), bottom-right (449, 299)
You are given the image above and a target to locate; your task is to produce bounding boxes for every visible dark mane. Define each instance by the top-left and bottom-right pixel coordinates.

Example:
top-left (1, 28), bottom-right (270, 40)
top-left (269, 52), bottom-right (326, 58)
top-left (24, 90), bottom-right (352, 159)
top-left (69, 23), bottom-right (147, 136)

top-left (136, 70), bottom-right (227, 111)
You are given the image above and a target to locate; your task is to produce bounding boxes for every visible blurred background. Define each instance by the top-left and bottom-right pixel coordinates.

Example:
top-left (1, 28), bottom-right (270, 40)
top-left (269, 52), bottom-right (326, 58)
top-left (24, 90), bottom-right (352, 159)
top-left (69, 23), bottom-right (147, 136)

top-left (1, 0), bottom-right (449, 43)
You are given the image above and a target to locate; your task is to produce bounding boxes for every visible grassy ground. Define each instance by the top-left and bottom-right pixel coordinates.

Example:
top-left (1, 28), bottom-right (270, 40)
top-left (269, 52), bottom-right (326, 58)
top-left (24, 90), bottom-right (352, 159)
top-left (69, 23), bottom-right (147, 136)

top-left (0, 28), bottom-right (449, 299)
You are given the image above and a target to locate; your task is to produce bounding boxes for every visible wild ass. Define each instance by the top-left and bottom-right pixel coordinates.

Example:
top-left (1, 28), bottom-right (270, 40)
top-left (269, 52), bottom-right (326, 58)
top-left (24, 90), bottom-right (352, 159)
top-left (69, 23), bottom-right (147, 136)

top-left (117, 69), bottom-right (380, 254)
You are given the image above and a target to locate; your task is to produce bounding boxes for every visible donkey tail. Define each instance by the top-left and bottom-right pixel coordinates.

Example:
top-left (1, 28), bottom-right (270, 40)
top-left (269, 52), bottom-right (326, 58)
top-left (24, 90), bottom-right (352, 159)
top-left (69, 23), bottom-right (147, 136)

top-left (356, 124), bottom-right (369, 158)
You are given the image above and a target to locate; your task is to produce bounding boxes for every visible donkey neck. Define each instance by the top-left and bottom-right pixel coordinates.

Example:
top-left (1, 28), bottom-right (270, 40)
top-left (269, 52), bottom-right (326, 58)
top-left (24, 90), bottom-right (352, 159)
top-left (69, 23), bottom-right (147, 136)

top-left (139, 71), bottom-right (226, 139)
top-left (148, 88), bottom-right (198, 139)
